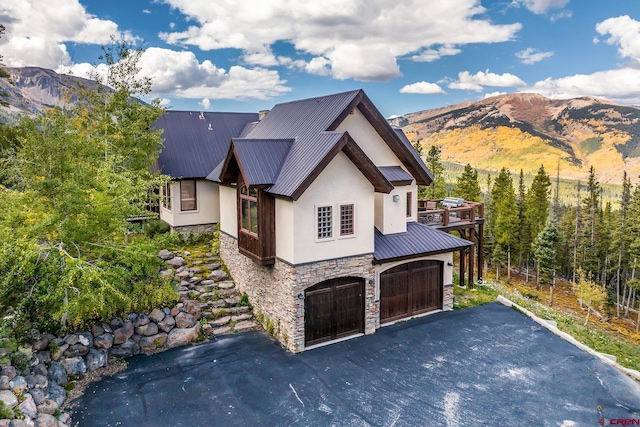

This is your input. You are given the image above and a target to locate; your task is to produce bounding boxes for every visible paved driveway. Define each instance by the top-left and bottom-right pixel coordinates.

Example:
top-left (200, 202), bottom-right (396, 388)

top-left (71, 303), bottom-right (640, 426)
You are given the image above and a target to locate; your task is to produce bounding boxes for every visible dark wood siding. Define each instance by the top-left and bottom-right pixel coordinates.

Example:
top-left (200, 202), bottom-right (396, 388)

top-left (237, 178), bottom-right (276, 266)
top-left (380, 260), bottom-right (443, 324)
top-left (305, 277), bottom-right (364, 347)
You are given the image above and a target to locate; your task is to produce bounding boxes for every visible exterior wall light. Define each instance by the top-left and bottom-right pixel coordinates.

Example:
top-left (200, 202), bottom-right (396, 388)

top-left (392, 194), bottom-right (400, 202)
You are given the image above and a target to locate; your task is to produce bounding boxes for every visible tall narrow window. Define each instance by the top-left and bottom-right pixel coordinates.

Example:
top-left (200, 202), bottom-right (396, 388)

top-left (180, 180), bottom-right (197, 211)
top-left (317, 205), bottom-right (333, 239)
top-left (340, 204), bottom-right (354, 236)
top-left (163, 182), bottom-right (172, 211)
top-left (406, 191), bottom-right (412, 217)
top-left (240, 185), bottom-right (258, 235)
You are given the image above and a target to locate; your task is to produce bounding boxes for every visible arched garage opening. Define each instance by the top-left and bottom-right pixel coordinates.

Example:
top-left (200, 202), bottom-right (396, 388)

top-left (379, 260), bottom-right (443, 324)
top-left (304, 277), bottom-right (364, 347)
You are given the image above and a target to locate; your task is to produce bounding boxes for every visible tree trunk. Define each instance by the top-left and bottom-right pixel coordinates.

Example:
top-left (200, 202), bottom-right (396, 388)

top-left (536, 261), bottom-right (540, 290)
top-left (525, 254), bottom-right (529, 283)
top-left (549, 285), bottom-right (554, 307)
top-left (507, 248), bottom-right (511, 281)
top-left (584, 307), bottom-right (590, 326)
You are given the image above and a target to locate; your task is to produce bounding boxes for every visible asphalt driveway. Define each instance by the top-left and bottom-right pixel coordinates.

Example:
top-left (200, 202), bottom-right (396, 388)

top-left (70, 303), bottom-right (640, 426)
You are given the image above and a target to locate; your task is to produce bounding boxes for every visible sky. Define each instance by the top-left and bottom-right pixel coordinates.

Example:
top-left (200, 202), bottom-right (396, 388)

top-left (1, 0), bottom-right (640, 117)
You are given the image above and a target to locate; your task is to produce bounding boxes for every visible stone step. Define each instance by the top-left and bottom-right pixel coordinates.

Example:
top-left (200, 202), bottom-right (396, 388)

top-left (233, 321), bottom-right (258, 332)
top-left (218, 281), bottom-right (235, 290)
top-left (231, 314), bottom-right (252, 322)
top-left (211, 316), bottom-right (230, 327)
top-left (213, 326), bottom-right (232, 335)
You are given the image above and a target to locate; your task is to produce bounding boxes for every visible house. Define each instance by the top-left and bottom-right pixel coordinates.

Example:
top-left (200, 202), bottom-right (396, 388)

top-left (153, 110), bottom-right (258, 233)
top-left (203, 89), bottom-right (473, 352)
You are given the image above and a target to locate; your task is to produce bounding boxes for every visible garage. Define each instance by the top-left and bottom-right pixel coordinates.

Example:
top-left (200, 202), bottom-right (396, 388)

top-left (380, 260), bottom-right (443, 324)
top-left (304, 277), bottom-right (364, 347)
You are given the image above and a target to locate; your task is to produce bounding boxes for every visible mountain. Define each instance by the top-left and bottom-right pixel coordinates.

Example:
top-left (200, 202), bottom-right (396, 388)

top-left (0, 67), bottom-right (101, 122)
top-left (390, 93), bottom-right (640, 184)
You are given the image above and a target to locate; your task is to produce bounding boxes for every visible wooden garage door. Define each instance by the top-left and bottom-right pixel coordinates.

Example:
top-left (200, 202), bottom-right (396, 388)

top-left (380, 260), bottom-right (443, 324)
top-left (305, 277), bottom-right (364, 347)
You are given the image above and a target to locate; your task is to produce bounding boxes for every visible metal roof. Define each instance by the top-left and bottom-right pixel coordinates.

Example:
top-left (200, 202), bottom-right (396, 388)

top-left (378, 166), bottom-right (414, 185)
top-left (232, 138), bottom-right (293, 186)
top-left (153, 111), bottom-right (258, 179)
top-left (374, 222), bottom-right (472, 264)
top-left (393, 128), bottom-right (434, 183)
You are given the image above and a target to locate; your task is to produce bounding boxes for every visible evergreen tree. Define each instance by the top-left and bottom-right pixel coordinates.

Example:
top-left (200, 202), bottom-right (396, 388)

top-left (490, 168), bottom-right (518, 279)
top-left (453, 163), bottom-right (482, 202)
top-left (614, 172), bottom-right (632, 317)
top-left (423, 145), bottom-right (447, 199)
top-left (533, 219), bottom-right (560, 289)
top-left (524, 165), bottom-right (552, 248)
top-left (578, 166), bottom-right (603, 277)
top-left (516, 169), bottom-right (528, 272)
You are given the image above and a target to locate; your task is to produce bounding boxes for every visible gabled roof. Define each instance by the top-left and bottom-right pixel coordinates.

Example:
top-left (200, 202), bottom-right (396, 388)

top-left (374, 222), bottom-right (472, 264)
top-left (153, 111), bottom-right (258, 179)
top-left (213, 89), bottom-right (431, 199)
top-left (220, 138), bottom-right (293, 186)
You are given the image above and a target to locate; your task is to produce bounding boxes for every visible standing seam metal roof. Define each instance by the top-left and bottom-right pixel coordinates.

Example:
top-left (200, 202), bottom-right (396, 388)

top-left (374, 222), bottom-right (472, 263)
top-left (231, 138), bottom-right (293, 186)
top-left (378, 166), bottom-right (414, 184)
top-left (153, 111), bottom-right (258, 179)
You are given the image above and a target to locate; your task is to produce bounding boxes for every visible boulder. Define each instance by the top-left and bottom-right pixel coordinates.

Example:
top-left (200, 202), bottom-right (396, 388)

top-left (63, 334), bottom-right (79, 346)
top-left (167, 324), bottom-right (200, 348)
top-left (1, 366), bottom-right (17, 381)
top-left (85, 349), bottom-right (108, 371)
top-left (46, 362), bottom-right (67, 386)
top-left (134, 313), bottom-right (150, 328)
top-left (110, 340), bottom-right (140, 359)
top-left (135, 322), bottom-right (158, 337)
top-left (34, 352), bottom-right (51, 366)
top-left (234, 320), bottom-right (258, 332)
top-left (34, 413), bottom-right (58, 427)
top-left (175, 312), bottom-right (196, 329)
top-left (170, 304), bottom-right (182, 317)
top-left (213, 326), bottom-right (232, 335)
top-left (63, 344), bottom-right (89, 358)
top-left (9, 376), bottom-right (28, 393)
top-left (29, 388), bottom-right (47, 406)
top-left (25, 374), bottom-right (47, 389)
top-left (157, 315), bottom-right (176, 333)
top-left (31, 334), bottom-right (55, 352)
top-left (110, 317), bottom-right (124, 330)
top-left (148, 308), bottom-right (165, 323)
top-left (207, 270), bottom-right (228, 282)
top-left (36, 398), bottom-right (58, 416)
top-left (93, 333), bottom-right (114, 350)
top-left (182, 300), bottom-right (201, 320)
top-left (211, 316), bottom-right (230, 327)
top-left (166, 257), bottom-right (185, 268)
top-left (18, 393), bottom-right (37, 419)
top-left (113, 321), bottom-right (134, 345)
top-left (139, 333), bottom-right (168, 353)
top-left (61, 357), bottom-right (86, 376)
top-left (218, 281), bottom-right (235, 290)
top-left (91, 324), bottom-right (104, 337)
top-left (158, 249), bottom-right (174, 260)
top-left (78, 332), bottom-right (93, 348)
top-left (0, 389), bottom-right (18, 407)
top-left (44, 382), bottom-right (65, 407)
top-left (0, 376), bottom-right (10, 390)
top-left (50, 343), bottom-right (68, 361)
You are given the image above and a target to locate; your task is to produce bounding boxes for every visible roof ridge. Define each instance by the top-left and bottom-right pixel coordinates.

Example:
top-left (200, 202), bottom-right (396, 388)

top-left (271, 89), bottom-right (362, 108)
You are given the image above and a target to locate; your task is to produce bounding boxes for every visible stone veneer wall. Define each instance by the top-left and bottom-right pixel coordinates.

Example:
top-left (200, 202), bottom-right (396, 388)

top-left (443, 283), bottom-right (453, 311)
top-left (171, 223), bottom-right (216, 234)
top-left (220, 232), bottom-right (376, 353)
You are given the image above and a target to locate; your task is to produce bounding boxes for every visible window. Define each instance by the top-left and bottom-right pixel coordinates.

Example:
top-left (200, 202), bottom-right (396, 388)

top-left (240, 185), bottom-right (258, 235)
top-left (180, 180), bottom-right (197, 211)
top-left (406, 192), bottom-right (412, 217)
top-left (162, 182), bottom-right (172, 211)
top-left (317, 205), bottom-right (333, 239)
top-left (340, 204), bottom-right (354, 236)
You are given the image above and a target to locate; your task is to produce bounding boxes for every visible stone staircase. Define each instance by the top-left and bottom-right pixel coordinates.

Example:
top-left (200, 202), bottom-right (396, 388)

top-left (159, 249), bottom-right (259, 336)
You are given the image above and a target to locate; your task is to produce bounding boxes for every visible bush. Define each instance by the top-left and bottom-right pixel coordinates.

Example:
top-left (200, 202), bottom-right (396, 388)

top-left (142, 219), bottom-right (170, 238)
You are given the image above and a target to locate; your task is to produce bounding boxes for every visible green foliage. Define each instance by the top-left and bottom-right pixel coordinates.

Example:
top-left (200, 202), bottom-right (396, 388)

top-left (490, 168), bottom-right (518, 251)
top-left (423, 145), bottom-right (447, 199)
top-left (453, 283), bottom-right (498, 309)
top-left (0, 402), bottom-right (15, 420)
top-left (453, 163), bottom-right (482, 202)
top-left (574, 269), bottom-right (607, 325)
top-left (532, 219), bottom-right (560, 285)
top-left (579, 136), bottom-right (603, 155)
top-left (238, 292), bottom-right (252, 309)
top-left (143, 220), bottom-right (171, 238)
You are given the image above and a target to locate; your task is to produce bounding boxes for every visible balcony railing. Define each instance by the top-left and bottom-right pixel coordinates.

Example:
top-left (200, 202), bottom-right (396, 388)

top-left (417, 199), bottom-right (484, 228)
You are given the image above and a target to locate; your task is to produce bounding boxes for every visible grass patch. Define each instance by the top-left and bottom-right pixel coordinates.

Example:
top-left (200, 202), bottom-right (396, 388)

top-left (453, 283), bottom-right (499, 309)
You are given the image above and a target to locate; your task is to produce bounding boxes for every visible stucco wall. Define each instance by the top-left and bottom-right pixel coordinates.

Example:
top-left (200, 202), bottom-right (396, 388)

top-left (275, 198), bottom-right (294, 263)
top-left (335, 107), bottom-right (402, 167)
top-left (290, 151), bottom-right (375, 265)
top-left (219, 184), bottom-right (237, 238)
top-left (160, 180), bottom-right (220, 227)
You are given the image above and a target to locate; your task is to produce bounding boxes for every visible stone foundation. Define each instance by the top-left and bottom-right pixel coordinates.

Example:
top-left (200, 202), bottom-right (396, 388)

top-left (171, 223), bottom-right (216, 235)
top-left (443, 283), bottom-right (454, 311)
top-left (220, 232), bottom-right (375, 352)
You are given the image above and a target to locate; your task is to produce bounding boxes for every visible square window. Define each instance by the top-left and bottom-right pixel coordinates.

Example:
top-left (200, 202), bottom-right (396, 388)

top-left (340, 204), bottom-right (354, 236)
top-left (317, 206), bottom-right (333, 239)
top-left (180, 180), bottom-right (197, 211)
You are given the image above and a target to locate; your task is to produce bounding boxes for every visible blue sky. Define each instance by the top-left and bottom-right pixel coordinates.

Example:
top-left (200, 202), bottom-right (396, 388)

top-left (1, 0), bottom-right (640, 117)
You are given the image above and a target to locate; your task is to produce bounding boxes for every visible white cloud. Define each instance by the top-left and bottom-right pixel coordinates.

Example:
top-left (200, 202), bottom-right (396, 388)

top-left (0, 0), bottom-right (131, 69)
top-left (159, 0), bottom-right (522, 81)
top-left (199, 98), bottom-right (211, 109)
top-left (513, 0), bottom-right (570, 14)
top-left (142, 9), bottom-right (151, 14)
top-left (596, 15), bottom-right (640, 62)
top-left (516, 48), bottom-right (554, 64)
top-left (411, 45), bottom-right (462, 62)
top-left (448, 70), bottom-right (527, 91)
top-left (550, 10), bottom-right (572, 22)
top-left (527, 68), bottom-right (640, 104)
top-left (158, 98), bottom-right (171, 106)
top-left (400, 81), bottom-right (446, 94)
top-left (484, 91), bottom-right (507, 99)
top-left (62, 47), bottom-right (291, 101)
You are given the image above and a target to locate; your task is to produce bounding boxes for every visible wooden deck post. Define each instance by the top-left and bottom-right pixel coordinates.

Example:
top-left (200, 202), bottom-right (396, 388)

top-left (478, 223), bottom-right (484, 283)
top-left (459, 248), bottom-right (466, 287)
top-left (468, 228), bottom-right (475, 288)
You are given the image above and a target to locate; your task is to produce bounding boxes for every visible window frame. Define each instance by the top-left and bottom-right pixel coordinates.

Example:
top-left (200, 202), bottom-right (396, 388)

top-left (406, 191), bottom-right (412, 218)
top-left (180, 180), bottom-right (197, 211)
top-left (162, 182), bottom-right (172, 211)
top-left (239, 184), bottom-right (259, 236)
top-left (339, 203), bottom-right (356, 238)
top-left (316, 204), bottom-right (334, 241)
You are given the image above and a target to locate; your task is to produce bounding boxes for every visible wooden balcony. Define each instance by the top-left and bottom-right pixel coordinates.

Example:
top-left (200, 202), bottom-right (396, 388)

top-left (418, 199), bottom-right (484, 232)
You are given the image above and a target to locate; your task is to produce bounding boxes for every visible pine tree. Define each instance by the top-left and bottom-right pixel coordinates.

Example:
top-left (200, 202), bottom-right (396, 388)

top-left (578, 166), bottom-right (602, 277)
top-left (516, 169), bottom-right (528, 272)
top-left (525, 165), bottom-right (552, 248)
top-left (453, 163), bottom-right (482, 202)
top-left (532, 219), bottom-right (560, 295)
top-left (423, 145), bottom-right (447, 200)
top-left (490, 168), bottom-right (518, 280)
